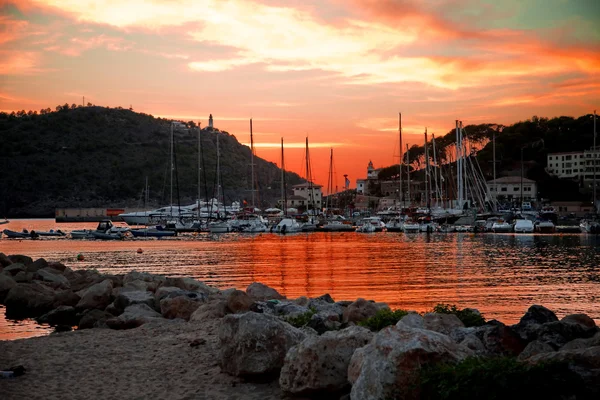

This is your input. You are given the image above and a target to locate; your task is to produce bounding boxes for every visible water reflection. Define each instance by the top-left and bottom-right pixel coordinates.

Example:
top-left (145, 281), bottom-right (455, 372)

top-left (1, 225), bottom-right (599, 331)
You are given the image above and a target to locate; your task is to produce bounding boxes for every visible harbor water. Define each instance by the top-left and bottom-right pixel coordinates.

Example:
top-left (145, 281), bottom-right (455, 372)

top-left (1, 219), bottom-right (599, 340)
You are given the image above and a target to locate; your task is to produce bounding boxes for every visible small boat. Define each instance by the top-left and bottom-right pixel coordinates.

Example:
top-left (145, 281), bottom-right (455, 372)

top-left (208, 220), bottom-right (232, 233)
top-left (492, 220), bottom-right (513, 233)
top-left (73, 220), bottom-right (128, 240)
top-left (0, 219), bottom-right (9, 226)
top-left (535, 220), bottom-right (556, 233)
top-left (580, 219), bottom-right (600, 234)
top-left (70, 229), bottom-right (94, 239)
top-left (454, 225), bottom-right (473, 233)
top-left (385, 217), bottom-right (404, 232)
top-left (438, 224), bottom-right (455, 233)
top-left (357, 217), bottom-right (385, 233)
top-left (130, 227), bottom-right (177, 237)
top-left (91, 231), bottom-right (125, 240)
top-left (320, 220), bottom-right (355, 232)
top-left (35, 229), bottom-right (67, 237)
top-left (514, 219), bottom-right (534, 233)
top-left (273, 218), bottom-right (302, 234)
top-left (403, 220), bottom-right (420, 233)
top-left (2, 229), bottom-right (34, 239)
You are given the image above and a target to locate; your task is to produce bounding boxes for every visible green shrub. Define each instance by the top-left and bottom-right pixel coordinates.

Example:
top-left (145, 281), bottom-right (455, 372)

top-left (285, 308), bottom-right (315, 328)
top-left (432, 303), bottom-right (486, 327)
top-left (420, 356), bottom-right (584, 400)
top-left (359, 308), bottom-right (409, 331)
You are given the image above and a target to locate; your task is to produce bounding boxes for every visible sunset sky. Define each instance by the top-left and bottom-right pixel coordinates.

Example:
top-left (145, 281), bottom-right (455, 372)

top-left (1, 0), bottom-right (599, 190)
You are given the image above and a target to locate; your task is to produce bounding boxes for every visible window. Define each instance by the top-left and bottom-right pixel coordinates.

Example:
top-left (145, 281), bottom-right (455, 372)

top-left (524, 187), bottom-right (531, 192)
top-left (514, 187), bottom-right (520, 191)
top-left (501, 187), bottom-right (507, 192)
top-left (566, 155), bottom-right (572, 160)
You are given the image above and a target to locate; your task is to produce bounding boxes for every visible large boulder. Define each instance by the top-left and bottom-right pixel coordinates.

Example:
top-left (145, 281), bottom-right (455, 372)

top-left (513, 304), bottom-right (559, 341)
top-left (517, 340), bottom-right (555, 361)
top-left (123, 271), bottom-right (166, 289)
top-left (342, 298), bottom-right (389, 324)
top-left (8, 254), bottom-right (33, 265)
top-left (423, 313), bottom-right (465, 335)
top-left (279, 326), bottom-right (373, 395)
top-left (0, 273), bottom-right (17, 302)
top-left (3, 263), bottom-right (26, 276)
top-left (38, 306), bottom-right (78, 326)
top-left (78, 309), bottom-right (114, 329)
top-left (36, 268), bottom-right (70, 286)
top-left (275, 302), bottom-right (311, 319)
top-left (226, 289), bottom-right (254, 314)
top-left (53, 289), bottom-right (81, 308)
top-left (13, 271), bottom-right (33, 283)
top-left (563, 332), bottom-right (600, 351)
top-left (459, 334), bottom-right (487, 353)
top-left (47, 261), bottom-right (67, 272)
top-left (348, 324), bottom-right (473, 400)
top-left (164, 277), bottom-right (216, 296)
top-left (26, 258), bottom-right (48, 273)
top-left (76, 279), bottom-right (113, 310)
top-left (159, 295), bottom-right (203, 320)
top-left (481, 322), bottom-right (526, 356)
top-left (218, 312), bottom-right (306, 377)
top-left (189, 299), bottom-right (228, 321)
top-left (4, 282), bottom-right (56, 317)
top-left (0, 252), bottom-right (12, 267)
top-left (106, 304), bottom-right (163, 330)
top-left (397, 313), bottom-right (425, 330)
top-left (526, 346), bottom-right (600, 396)
top-left (246, 282), bottom-right (285, 301)
top-left (307, 312), bottom-right (342, 334)
top-left (114, 290), bottom-right (156, 312)
top-left (64, 269), bottom-right (104, 292)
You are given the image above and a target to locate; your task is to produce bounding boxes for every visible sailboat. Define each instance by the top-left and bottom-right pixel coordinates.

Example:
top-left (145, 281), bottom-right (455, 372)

top-left (274, 138), bottom-right (302, 234)
top-left (386, 113), bottom-right (405, 232)
top-left (208, 131), bottom-right (233, 233)
top-left (320, 148), bottom-right (355, 232)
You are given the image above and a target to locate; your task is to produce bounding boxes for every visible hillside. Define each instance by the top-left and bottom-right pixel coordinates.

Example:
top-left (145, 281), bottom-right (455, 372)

top-left (0, 106), bottom-right (303, 217)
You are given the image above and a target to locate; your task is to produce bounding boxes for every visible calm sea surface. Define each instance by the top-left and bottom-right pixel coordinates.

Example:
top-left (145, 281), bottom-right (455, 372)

top-left (1, 219), bottom-right (599, 340)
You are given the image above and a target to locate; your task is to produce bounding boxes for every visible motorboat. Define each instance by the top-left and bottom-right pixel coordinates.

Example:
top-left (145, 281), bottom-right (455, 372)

top-left (208, 220), bottom-right (232, 233)
top-left (403, 220), bottom-right (420, 233)
top-left (492, 220), bottom-right (513, 233)
top-left (72, 220), bottom-right (127, 240)
top-left (70, 230), bottom-right (94, 239)
top-left (357, 217), bottom-right (385, 233)
top-left (35, 229), bottom-right (67, 237)
top-left (273, 218), bottom-right (302, 234)
top-left (0, 219), bottom-right (9, 225)
top-left (535, 220), bottom-right (556, 233)
top-left (240, 219), bottom-right (269, 233)
top-left (385, 217), bottom-right (404, 232)
top-left (514, 219), bottom-right (534, 233)
top-left (580, 219), bottom-right (600, 234)
top-left (320, 219), bottom-right (355, 232)
top-left (438, 224), bottom-right (455, 233)
top-left (2, 229), bottom-right (34, 239)
top-left (230, 214), bottom-right (269, 233)
top-left (454, 225), bottom-right (473, 233)
top-left (418, 218), bottom-right (438, 233)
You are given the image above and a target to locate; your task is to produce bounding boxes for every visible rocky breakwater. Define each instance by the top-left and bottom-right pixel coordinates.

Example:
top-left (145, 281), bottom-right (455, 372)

top-left (1, 253), bottom-right (599, 399)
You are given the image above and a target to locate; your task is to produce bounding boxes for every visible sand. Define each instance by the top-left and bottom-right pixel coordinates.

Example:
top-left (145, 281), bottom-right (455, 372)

top-left (0, 319), bottom-right (287, 400)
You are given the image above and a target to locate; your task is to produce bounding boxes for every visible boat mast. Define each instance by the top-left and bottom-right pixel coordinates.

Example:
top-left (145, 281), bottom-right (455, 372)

top-left (424, 128), bottom-right (431, 210)
top-left (455, 120), bottom-right (463, 210)
top-left (144, 176), bottom-right (149, 209)
top-left (250, 118), bottom-right (256, 210)
top-left (281, 138), bottom-right (287, 216)
top-left (432, 134), bottom-right (442, 207)
top-left (197, 124), bottom-right (201, 220)
top-left (216, 132), bottom-right (221, 215)
top-left (399, 112), bottom-right (403, 208)
top-left (170, 121), bottom-right (174, 212)
top-left (406, 144), bottom-right (411, 205)
top-left (594, 110), bottom-right (597, 212)
top-left (306, 137), bottom-right (315, 213)
top-left (326, 148), bottom-right (333, 212)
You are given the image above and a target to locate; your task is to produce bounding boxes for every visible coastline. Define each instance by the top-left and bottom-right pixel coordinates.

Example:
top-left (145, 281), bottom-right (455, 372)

top-left (1, 253), bottom-right (599, 399)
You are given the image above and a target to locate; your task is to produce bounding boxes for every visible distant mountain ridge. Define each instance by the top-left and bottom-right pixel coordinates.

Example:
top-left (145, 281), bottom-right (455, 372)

top-left (0, 106), bottom-right (304, 217)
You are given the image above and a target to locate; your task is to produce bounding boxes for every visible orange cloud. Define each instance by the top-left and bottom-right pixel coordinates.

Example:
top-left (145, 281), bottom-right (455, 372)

top-left (0, 51), bottom-right (41, 74)
top-left (0, 15), bottom-right (29, 44)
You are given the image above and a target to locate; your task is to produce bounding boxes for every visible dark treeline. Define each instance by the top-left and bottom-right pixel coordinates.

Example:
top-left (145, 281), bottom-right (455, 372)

top-left (0, 105), bottom-right (303, 217)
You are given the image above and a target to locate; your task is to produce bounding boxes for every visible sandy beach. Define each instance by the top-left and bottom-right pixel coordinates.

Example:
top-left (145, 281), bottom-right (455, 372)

top-left (0, 319), bottom-right (285, 400)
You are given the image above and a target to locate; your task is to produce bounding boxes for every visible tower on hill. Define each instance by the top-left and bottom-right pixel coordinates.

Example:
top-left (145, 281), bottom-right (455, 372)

top-left (208, 114), bottom-right (214, 128)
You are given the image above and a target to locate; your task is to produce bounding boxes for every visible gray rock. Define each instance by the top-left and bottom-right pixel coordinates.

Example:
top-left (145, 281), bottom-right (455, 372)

top-left (342, 298), bottom-right (389, 324)
top-left (106, 303), bottom-right (163, 330)
top-left (37, 268), bottom-right (69, 286)
top-left (13, 271), bottom-right (33, 283)
top-left (517, 340), bottom-right (555, 361)
top-left (275, 302), bottom-right (310, 318)
top-left (460, 334), bottom-right (487, 353)
top-left (482, 322), bottom-right (526, 356)
top-left (563, 331), bottom-right (600, 351)
top-left (76, 279), bottom-right (113, 310)
top-left (160, 295), bottom-right (204, 320)
top-left (164, 276), bottom-right (216, 296)
top-left (561, 314), bottom-right (597, 331)
top-left (348, 324), bottom-right (473, 400)
top-left (123, 271), bottom-right (166, 288)
top-left (26, 258), bottom-right (48, 273)
top-left (0, 252), bottom-right (12, 267)
top-left (536, 320), bottom-right (598, 349)
top-left (154, 286), bottom-right (186, 302)
top-left (246, 282), bottom-right (285, 301)
top-left (38, 306), bottom-right (78, 326)
top-left (47, 261), bottom-right (67, 272)
top-left (122, 279), bottom-right (156, 292)
top-left (4, 282), bottom-right (56, 318)
top-left (189, 299), bottom-right (228, 321)
top-left (218, 312), bottom-right (306, 377)
top-left (519, 305), bottom-right (559, 325)
top-left (8, 254), bottom-right (33, 265)
top-left (3, 263), bottom-right (25, 276)
top-left (423, 313), bottom-right (465, 335)
top-left (397, 313), bottom-right (425, 329)
top-left (307, 312), bottom-right (342, 334)
top-left (64, 269), bottom-right (104, 292)
top-left (78, 309), bottom-right (113, 329)
top-left (526, 346), bottom-right (600, 396)
top-left (307, 298), bottom-right (344, 316)
top-left (316, 293), bottom-right (335, 303)
top-left (0, 273), bottom-right (17, 302)
top-left (52, 289), bottom-right (80, 308)
top-left (280, 326), bottom-right (373, 395)
top-left (226, 289), bottom-right (254, 314)
top-left (114, 290), bottom-right (156, 312)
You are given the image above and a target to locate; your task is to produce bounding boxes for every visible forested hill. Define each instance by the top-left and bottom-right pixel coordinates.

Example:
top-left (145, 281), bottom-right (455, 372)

top-left (0, 105), bottom-right (303, 217)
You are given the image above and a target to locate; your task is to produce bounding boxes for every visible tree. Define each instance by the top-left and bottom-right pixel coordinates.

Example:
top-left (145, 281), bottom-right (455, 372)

top-left (87, 102), bottom-right (92, 107)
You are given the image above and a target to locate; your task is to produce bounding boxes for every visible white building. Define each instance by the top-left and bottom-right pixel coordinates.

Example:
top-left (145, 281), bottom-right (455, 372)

top-left (286, 182), bottom-right (323, 209)
top-left (208, 114), bottom-right (214, 128)
top-left (487, 176), bottom-right (537, 202)
top-left (356, 160), bottom-right (380, 194)
top-left (547, 147), bottom-right (600, 182)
